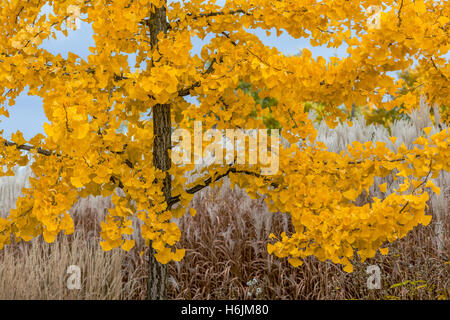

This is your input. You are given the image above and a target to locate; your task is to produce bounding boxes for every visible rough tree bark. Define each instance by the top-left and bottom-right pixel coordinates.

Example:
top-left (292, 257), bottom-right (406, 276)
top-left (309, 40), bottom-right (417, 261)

top-left (147, 1), bottom-right (170, 300)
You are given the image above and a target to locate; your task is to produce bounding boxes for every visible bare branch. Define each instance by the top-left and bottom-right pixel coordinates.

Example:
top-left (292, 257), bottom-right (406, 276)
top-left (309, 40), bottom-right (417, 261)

top-left (168, 167), bottom-right (279, 207)
top-left (3, 140), bottom-right (52, 156)
top-left (187, 9), bottom-right (251, 20)
top-left (397, 0), bottom-right (404, 27)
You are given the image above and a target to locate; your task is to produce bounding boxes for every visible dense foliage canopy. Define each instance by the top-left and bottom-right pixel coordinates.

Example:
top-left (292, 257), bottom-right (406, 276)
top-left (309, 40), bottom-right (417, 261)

top-left (0, 0), bottom-right (449, 273)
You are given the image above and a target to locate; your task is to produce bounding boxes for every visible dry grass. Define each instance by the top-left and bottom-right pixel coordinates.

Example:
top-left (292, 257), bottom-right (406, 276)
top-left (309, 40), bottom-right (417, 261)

top-left (167, 179), bottom-right (449, 300)
top-left (0, 226), bottom-right (147, 300)
top-left (1, 180), bottom-right (446, 300)
top-left (0, 101), bottom-right (448, 300)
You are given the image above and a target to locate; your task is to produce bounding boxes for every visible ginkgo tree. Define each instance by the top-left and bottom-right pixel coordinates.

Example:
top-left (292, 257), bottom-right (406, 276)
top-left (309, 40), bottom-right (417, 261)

top-left (0, 0), bottom-right (449, 300)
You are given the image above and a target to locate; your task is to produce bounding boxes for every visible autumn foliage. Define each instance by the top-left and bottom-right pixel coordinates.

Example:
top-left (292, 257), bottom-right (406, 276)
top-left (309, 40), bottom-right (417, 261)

top-left (0, 0), bottom-right (449, 276)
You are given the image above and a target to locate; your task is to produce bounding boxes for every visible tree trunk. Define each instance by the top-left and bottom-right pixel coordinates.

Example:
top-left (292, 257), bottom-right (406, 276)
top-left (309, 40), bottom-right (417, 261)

top-left (148, 104), bottom-right (171, 300)
top-left (147, 1), bottom-right (170, 300)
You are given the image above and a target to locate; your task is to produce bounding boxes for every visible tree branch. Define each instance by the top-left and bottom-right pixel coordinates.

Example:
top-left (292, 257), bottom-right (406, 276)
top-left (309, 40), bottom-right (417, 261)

top-left (430, 57), bottom-right (449, 81)
top-left (187, 9), bottom-right (251, 20)
top-left (167, 167), bottom-right (279, 208)
top-left (397, 0), bottom-right (404, 27)
top-left (177, 57), bottom-right (217, 97)
top-left (3, 140), bottom-right (52, 156)
top-left (399, 158), bottom-right (433, 214)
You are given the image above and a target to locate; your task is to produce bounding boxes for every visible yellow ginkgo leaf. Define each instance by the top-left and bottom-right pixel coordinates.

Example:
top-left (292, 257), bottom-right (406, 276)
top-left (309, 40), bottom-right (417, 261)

top-left (70, 176), bottom-right (84, 188)
top-left (77, 123), bottom-right (90, 139)
top-left (11, 131), bottom-right (26, 146)
top-left (343, 264), bottom-right (354, 273)
top-left (173, 248), bottom-right (186, 262)
top-left (343, 189), bottom-right (359, 201)
top-left (288, 258), bottom-right (303, 267)
top-left (100, 241), bottom-right (113, 252)
top-left (425, 180), bottom-right (440, 195)
top-left (43, 230), bottom-right (56, 243)
top-left (121, 239), bottom-right (135, 252)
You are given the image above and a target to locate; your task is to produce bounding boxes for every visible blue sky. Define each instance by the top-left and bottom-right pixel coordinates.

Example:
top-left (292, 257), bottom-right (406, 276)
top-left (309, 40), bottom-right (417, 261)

top-left (1, 3), bottom-right (348, 140)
